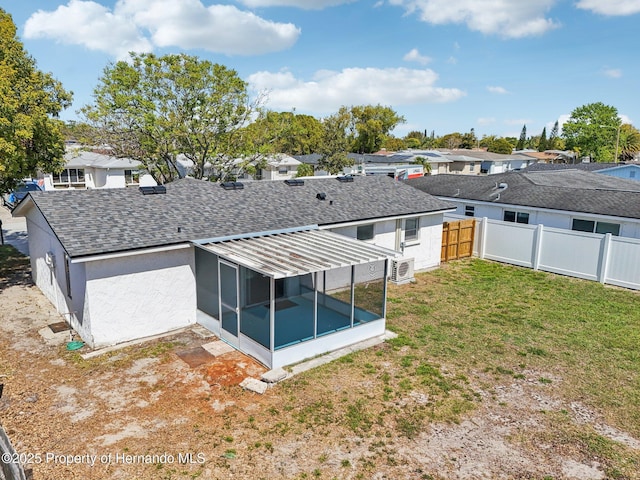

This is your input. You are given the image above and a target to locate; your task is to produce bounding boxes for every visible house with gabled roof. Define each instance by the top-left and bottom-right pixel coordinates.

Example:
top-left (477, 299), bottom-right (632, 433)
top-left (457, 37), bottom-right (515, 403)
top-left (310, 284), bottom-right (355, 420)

top-left (13, 175), bottom-right (454, 368)
top-left (40, 148), bottom-right (157, 190)
top-left (527, 161), bottom-right (640, 181)
top-left (406, 169), bottom-right (640, 239)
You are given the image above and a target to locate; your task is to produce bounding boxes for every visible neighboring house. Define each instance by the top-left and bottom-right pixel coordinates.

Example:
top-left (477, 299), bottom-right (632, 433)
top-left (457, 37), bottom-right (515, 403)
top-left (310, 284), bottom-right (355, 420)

top-left (294, 149), bottom-right (537, 177)
top-left (41, 149), bottom-right (157, 190)
top-left (13, 176), bottom-right (454, 369)
top-left (527, 161), bottom-right (640, 181)
top-left (406, 169), bottom-right (640, 239)
top-left (237, 154), bottom-right (302, 180)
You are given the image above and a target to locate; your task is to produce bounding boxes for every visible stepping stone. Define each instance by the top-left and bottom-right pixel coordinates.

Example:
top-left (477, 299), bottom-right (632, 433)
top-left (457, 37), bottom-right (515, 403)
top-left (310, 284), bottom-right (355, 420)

top-left (202, 341), bottom-right (235, 357)
top-left (261, 368), bottom-right (288, 383)
top-left (240, 377), bottom-right (268, 394)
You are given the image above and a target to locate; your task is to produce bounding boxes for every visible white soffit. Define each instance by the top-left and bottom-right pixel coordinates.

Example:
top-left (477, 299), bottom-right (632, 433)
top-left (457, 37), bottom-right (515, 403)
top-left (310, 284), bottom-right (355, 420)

top-left (202, 229), bottom-right (399, 279)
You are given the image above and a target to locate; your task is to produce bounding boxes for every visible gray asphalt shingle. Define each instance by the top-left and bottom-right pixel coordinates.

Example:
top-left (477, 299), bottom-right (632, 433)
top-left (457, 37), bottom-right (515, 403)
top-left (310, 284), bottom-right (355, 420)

top-left (25, 175), bottom-right (454, 258)
top-left (406, 170), bottom-right (640, 220)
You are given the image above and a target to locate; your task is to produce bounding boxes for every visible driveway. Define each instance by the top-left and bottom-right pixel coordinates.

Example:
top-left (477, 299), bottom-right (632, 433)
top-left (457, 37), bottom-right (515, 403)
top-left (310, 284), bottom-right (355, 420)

top-left (0, 205), bottom-right (28, 256)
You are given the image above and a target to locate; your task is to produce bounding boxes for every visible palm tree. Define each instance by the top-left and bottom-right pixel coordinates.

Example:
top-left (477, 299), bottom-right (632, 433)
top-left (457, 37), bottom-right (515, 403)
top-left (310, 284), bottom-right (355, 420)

top-left (618, 124), bottom-right (640, 162)
top-left (413, 156), bottom-right (432, 175)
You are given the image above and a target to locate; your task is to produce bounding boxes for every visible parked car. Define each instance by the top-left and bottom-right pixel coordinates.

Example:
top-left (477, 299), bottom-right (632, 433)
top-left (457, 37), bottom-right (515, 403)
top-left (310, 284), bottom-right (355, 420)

top-left (3, 181), bottom-right (43, 208)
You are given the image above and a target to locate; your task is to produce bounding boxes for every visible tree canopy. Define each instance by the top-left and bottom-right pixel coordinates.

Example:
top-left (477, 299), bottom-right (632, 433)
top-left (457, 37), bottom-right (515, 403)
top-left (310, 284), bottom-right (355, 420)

top-left (318, 108), bottom-right (353, 174)
top-left (241, 111), bottom-right (322, 156)
top-left (349, 104), bottom-right (405, 154)
top-left (561, 102), bottom-right (621, 162)
top-left (81, 52), bottom-right (261, 183)
top-left (0, 9), bottom-right (72, 194)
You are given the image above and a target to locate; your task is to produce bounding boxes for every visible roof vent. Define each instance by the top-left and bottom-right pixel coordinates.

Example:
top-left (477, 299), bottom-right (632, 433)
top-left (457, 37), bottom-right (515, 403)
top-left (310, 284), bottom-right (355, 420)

top-left (285, 179), bottom-right (304, 186)
top-left (498, 182), bottom-right (508, 189)
top-left (221, 181), bottom-right (244, 190)
top-left (316, 192), bottom-right (327, 200)
top-left (336, 175), bottom-right (354, 183)
top-left (139, 185), bottom-right (166, 195)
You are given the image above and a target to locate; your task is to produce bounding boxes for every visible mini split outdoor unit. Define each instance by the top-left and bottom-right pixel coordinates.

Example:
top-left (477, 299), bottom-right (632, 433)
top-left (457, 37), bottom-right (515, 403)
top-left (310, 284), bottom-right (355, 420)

top-left (390, 257), bottom-right (415, 285)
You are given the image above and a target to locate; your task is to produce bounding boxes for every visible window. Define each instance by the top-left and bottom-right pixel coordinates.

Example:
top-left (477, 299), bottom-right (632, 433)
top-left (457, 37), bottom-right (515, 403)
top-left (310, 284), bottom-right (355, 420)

top-left (572, 219), bottom-right (620, 236)
top-left (53, 168), bottom-right (85, 187)
top-left (469, 162), bottom-right (475, 172)
top-left (464, 205), bottom-right (475, 217)
top-left (403, 217), bottom-right (419, 242)
top-left (278, 167), bottom-right (288, 175)
top-left (125, 170), bottom-right (140, 185)
top-left (630, 170), bottom-right (636, 178)
top-left (503, 210), bottom-right (529, 224)
top-left (357, 224), bottom-right (374, 241)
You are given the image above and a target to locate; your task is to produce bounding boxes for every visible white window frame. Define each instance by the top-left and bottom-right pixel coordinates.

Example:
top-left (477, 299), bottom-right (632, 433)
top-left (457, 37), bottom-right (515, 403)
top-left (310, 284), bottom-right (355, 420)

top-left (403, 217), bottom-right (420, 244)
top-left (571, 218), bottom-right (620, 236)
top-left (503, 210), bottom-right (530, 224)
top-left (53, 168), bottom-right (85, 187)
top-left (464, 205), bottom-right (475, 217)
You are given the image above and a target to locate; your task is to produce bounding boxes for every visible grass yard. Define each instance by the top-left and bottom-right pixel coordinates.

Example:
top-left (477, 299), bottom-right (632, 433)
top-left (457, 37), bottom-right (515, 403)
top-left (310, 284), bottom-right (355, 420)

top-left (2, 251), bottom-right (639, 479)
top-left (279, 258), bottom-right (640, 478)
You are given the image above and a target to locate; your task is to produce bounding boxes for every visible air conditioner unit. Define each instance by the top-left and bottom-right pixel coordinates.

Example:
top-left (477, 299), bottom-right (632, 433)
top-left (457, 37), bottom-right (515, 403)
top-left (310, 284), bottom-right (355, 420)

top-left (390, 257), bottom-right (414, 284)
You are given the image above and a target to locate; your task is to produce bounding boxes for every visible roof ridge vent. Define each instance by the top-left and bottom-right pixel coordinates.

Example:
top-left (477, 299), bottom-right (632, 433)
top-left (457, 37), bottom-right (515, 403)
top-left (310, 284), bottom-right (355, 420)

top-left (139, 185), bottom-right (166, 195)
top-left (285, 179), bottom-right (304, 186)
top-left (336, 175), bottom-right (354, 183)
top-left (221, 181), bottom-right (244, 190)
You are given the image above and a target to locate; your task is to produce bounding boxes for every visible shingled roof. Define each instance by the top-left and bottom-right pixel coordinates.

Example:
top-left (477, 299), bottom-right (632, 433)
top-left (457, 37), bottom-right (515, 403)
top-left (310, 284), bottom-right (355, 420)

top-left (19, 175), bottom-right (454, 258)
top-left (406, 170), bottom-right (640, 220)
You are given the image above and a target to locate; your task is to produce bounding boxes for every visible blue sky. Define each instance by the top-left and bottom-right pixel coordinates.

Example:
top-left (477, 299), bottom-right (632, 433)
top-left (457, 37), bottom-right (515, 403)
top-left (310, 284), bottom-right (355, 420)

top-left (2, 0), bottom-right (640, 139)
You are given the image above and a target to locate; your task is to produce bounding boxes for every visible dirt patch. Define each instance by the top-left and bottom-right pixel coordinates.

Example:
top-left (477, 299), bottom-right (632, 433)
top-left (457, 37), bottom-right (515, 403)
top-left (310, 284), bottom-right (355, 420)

top-left (1, 280), bottom-right (638, 480)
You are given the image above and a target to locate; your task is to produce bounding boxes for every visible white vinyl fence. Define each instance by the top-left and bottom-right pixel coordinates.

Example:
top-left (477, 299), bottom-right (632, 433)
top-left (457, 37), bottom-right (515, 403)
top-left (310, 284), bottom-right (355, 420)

top-left (445, 215), bottom-right (640, 291)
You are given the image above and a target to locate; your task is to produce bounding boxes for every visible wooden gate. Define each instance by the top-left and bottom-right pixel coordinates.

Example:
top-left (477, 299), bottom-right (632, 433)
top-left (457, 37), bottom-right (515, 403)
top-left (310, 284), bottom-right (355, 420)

top-left (441, 219), bottom-right (476, 262)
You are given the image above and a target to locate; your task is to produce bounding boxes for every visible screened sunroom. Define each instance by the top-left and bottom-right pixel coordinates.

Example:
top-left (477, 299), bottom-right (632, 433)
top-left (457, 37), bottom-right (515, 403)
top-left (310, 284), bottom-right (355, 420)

top-left (194, 229), bottom-right (397, 369)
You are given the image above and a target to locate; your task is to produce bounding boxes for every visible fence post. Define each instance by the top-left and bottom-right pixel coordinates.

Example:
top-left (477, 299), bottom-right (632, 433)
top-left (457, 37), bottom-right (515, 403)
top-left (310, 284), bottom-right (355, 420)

top-left (532, 224), bottom-right (544, 271)
top-left (598, 233), bottom-right (612, 284)
top-left (479, 217), bottom-right (488, 259)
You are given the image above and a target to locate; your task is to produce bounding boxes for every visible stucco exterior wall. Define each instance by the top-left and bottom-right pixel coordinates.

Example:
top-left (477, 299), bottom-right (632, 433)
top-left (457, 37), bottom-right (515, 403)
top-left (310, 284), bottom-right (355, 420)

top-left (445, 198), bottom-right (640, 239)
top-left (83, 246), bottom-right (196, 348)
top-left (328, 213), bottom-right (445, 272)
top-left (23, 204), bottom-right (88, 336)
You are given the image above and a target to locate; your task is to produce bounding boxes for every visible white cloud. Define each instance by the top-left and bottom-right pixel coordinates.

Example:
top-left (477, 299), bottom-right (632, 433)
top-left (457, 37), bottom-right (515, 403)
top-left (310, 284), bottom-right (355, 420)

top-left (248, 67), bottom-right (466, 113)
top-left (403, 48), bottom-right (432, 65)
top-left (447, 56), bottom-right (458, 64)
top-left (603, 68), bottom-right (622, 78)
top-left (238, 0), bottom-right (356, 9)
top-left (576, 0), bottom-right (640, 16)
top-left (487, 86), bottom-right (509, 94)
top-left (387, 0), bottom-right (560, 38)
top-left (477, 117), bottom-right (496, 126)
top-left (24, 0), bottom-right (300, 59)
top-left (24, 0), bottom-right (152, 59)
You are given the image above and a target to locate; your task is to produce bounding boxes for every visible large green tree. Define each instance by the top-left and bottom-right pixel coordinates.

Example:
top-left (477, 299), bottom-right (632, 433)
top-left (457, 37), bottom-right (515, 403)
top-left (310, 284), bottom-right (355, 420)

top-left (242, 111), bottom-right (322, 156)
top-left (562, 102), bottom-right (621, 162)
top-left (487, 137), bottom-right (514, 154)
top-left (82, 53), bottom-right (261, 183)
top-left (0, 9), bottom-right (72, 194)
top-left (318, 108), bottom-right (353, 174)
top-left (348, 104), bottom-right (405, 153)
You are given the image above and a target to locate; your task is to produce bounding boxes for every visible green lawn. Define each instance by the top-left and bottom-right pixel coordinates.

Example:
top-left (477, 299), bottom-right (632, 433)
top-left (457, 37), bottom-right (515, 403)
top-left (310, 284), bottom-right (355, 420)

top-left (279, 258), bottom-right (640, 478)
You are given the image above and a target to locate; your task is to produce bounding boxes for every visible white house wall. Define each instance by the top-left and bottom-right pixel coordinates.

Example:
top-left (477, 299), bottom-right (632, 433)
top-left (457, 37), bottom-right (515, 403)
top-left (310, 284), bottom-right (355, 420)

top-left (23, 204), bottom-right (88, 336)
top-left (327, 213), bottom-right (444, 272)
top-left (445, 197), bottom-right (640, 239)
top-left (82, 247), bottom-right (196, 347)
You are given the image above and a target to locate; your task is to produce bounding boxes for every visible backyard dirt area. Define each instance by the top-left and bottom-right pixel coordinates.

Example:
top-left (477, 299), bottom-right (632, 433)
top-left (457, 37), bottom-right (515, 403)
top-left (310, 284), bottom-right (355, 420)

top-left (1, 258), bottom-right (638, 479)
